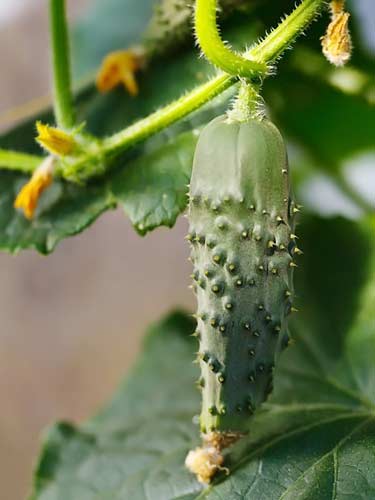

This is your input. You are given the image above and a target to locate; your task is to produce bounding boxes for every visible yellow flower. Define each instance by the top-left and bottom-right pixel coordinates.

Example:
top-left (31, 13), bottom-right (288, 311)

top-left (321, 3), bottom-right (352, 67)
top-left (96, 49), bottom-right (143, 95)
top-left (36, 121), bottom-right (76, 156)
top-left (14, 156), bottom-right (55, 220)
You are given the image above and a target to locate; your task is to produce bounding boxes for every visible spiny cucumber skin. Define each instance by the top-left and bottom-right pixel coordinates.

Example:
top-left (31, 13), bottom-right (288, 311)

top-left (188, 115), bottom-right (297, 434)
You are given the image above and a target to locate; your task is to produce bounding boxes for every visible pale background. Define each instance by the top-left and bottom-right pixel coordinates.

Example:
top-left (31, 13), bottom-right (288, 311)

top-left (0, 1), bottom-right (194, 499)
top-left (0, 1), bottom-right (374, 499)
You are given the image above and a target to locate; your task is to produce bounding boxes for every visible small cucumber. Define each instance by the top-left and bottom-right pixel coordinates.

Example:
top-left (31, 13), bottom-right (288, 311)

top-left (187, 114), bottom-right (298, 439)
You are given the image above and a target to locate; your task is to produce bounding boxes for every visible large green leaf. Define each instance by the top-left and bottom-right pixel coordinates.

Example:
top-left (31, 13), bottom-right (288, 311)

top-left (31, 216), bottom-right (375, 499)
top-left (0, 130), bottom-right (194, 253)
top-left (0, 171), bottom-right (115, 254)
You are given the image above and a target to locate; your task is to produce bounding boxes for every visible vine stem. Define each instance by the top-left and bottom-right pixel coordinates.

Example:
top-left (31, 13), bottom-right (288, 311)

top-left (102, 0), bottom-right (325, 157)
top-left (102, 74), bottom-right (235, 156)
top-left (194, 0), bottom-right (267, 77)
top-left (49, 0), bottom-right (75, 129)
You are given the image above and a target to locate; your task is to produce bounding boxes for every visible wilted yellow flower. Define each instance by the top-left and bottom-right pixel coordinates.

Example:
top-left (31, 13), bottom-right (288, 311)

top-left (14, 156), bottom-right (55, 219)
top-left (322, 3), bottom-right (352, 67)
top-left (96, 49), bottom-right (142, 95)
top-left (36, 121), bottom-right (76, 156)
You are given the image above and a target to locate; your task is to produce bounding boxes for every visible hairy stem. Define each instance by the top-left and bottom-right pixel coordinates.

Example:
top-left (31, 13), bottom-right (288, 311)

top-left (194, 0), bottom-right (267, 77)
top-left (103, 75), bottom-right (235, 156)
top-left (49, 0), bottom-right (75, 129)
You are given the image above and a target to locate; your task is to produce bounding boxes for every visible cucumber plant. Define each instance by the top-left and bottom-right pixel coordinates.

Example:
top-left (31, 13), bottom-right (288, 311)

top-left (1, 0), bottom-right (374, 498)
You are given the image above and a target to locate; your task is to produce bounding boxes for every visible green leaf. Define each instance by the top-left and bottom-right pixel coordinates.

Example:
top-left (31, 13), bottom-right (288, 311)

top-left (0, 171), bottom-right (115, 254)
top-left (31, 312), bottom-right (201, 500)
top-left (0, 130), bottom-right (196, 253)
top-left (111, 130), bottom-right (197, 235)
top-left (31, 216), bottom-right (375, 499)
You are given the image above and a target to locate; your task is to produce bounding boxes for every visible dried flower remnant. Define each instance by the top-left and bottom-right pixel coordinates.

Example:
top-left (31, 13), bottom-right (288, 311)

top-left (185, 432), bottom-right (235, 483)
top-left (185, 446), bottom-right (225, 484)
top-left (321, 0), bottom-right (352, 66)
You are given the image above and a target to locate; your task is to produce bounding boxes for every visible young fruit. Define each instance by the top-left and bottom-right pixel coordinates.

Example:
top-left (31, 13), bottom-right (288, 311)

top-left (186, 114), bottom-right (298, 481)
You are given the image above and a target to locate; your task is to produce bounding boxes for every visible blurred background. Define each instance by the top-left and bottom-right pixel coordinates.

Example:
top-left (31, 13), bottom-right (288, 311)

top-left (0, 0), bottom-right (373, 498)
top-left (0, 1), bottom-right (194, 498)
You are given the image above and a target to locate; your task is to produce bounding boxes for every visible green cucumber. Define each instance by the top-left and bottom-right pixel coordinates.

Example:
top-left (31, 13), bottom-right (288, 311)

top-left (187, 114), bottom-right (298, 446)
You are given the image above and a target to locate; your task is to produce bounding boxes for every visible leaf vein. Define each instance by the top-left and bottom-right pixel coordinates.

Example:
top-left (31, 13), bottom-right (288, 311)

top-left (279, 416), bottom-right (374, 500)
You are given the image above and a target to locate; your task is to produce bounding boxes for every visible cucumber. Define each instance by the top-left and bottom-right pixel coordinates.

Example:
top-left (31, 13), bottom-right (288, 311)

top-left (187, 114), bottom-right (298, 444)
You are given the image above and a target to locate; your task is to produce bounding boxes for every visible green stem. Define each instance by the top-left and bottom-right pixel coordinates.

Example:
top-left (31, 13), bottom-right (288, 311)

top-left (103, 0), bottom-right (325, 157)
top-left (0, 150), bottom-right (42, 174)
top-left (194, 0), bottom-right (267, 77)
top-left (49, 0), bottom-right (75, 129)
top-left (227, 82), bottom-right (263, 122)
top-left (103, 75), bottom-right (235, 156)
